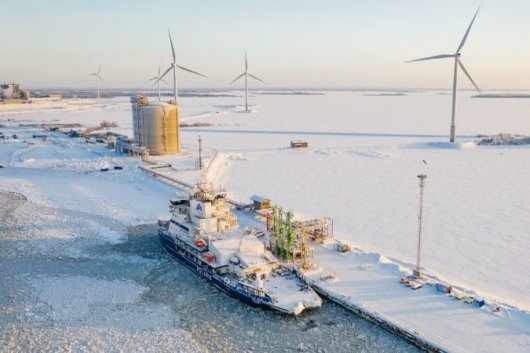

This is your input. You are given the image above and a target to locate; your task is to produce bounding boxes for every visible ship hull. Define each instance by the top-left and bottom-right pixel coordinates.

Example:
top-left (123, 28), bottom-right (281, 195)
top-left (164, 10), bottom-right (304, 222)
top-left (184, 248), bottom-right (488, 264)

top-left (159, 230), bottom-right (295, 314)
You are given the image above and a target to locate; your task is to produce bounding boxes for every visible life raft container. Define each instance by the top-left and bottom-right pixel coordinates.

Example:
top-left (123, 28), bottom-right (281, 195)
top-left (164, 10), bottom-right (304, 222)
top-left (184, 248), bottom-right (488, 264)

top-left (194, 239), bottom-right (206, 248)
top-left (204, 253), bottom-right (215, 263)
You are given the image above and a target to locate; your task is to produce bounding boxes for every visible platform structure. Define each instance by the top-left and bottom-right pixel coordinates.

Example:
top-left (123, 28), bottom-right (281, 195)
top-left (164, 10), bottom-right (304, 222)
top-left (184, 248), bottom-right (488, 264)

top-left (292, 217), bottom-right (333, 244)
top-left (267, 207), bottom-right (332, 270)
top-left (115, 140), bottom-right (149, 159)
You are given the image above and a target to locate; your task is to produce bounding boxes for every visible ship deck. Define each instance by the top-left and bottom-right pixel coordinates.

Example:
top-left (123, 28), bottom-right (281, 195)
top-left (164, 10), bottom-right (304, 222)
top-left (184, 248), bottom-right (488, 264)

top-left (263, 272), bottom-right (321, 312)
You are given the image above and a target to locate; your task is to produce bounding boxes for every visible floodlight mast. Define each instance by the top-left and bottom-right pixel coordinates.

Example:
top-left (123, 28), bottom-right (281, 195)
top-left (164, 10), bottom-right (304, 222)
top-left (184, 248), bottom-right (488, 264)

top-left (414, 174), bottom-right (427, 279)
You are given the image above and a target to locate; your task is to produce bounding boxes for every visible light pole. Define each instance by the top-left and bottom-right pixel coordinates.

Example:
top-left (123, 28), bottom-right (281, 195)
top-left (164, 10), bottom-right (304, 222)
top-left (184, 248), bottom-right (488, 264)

top-left (198, 135), bottom-right (202, 170)
top-left (414, 174), bottom-right (427, 279)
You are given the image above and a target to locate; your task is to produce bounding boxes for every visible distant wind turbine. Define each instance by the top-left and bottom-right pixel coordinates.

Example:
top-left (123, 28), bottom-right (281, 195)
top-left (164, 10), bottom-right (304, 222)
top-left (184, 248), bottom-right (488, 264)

top-left (407, 7), bottom-right (482, 143)
top-left (89, 65), bottom-right (103, 100)
top-left (230, 52), bottom-right (264, 112)
top-left (148, 63), bottom-right (169, 102)
top-left (157, 30), bottom-right (207, 153)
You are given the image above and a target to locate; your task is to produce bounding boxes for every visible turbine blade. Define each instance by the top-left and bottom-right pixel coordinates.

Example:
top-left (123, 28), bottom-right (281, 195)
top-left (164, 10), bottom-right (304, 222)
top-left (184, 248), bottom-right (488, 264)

top-left (96, 74), bottom-right (103, 82)
top-left (158, 66), bottom-right (173, 82)
top-left (230, 73), bottom-right (245, 84)
top-left (168, 30), bottom-right (176, 63)
top-left (457, 59), bottom-right (481, 94)
top-left (160, 78), bottom-right (169, 85)
top-left (147, 76), bottom-right (159, 82)
top-left (406, 54), bottom-right (456, 63)
top-left (176, 65), bottom-right (207, 78)
top-left (97, 64), bottom-right (101, 74)
top-left (457, 7), bottom-right (480, 53)
top-left (245, 52), bottom-right (248, 72)
top-left (247, 73), bottom-right (264, 83)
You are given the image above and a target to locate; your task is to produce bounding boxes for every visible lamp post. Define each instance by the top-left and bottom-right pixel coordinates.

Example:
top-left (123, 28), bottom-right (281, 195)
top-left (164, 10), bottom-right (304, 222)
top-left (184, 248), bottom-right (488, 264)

top-left (198, 135), bottom-right (203, 170)
top-left (414, 174), bottom-right (427, 279)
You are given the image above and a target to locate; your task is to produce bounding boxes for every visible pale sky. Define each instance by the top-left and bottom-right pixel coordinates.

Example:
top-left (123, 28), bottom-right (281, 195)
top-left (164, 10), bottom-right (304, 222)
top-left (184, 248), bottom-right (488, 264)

top-left (2, 0), bottom-right (530, 90)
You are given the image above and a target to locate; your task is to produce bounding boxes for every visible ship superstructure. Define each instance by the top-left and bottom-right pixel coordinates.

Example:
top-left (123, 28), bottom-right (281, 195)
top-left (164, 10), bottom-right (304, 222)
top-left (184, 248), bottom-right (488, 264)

top-left (158, 181), bottom-right (321, 315)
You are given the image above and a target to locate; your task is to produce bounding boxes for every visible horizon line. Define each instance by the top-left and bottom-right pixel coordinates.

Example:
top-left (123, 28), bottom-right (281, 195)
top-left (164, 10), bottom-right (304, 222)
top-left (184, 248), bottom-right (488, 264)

top-left (22, 86), bottom-right (530, 92)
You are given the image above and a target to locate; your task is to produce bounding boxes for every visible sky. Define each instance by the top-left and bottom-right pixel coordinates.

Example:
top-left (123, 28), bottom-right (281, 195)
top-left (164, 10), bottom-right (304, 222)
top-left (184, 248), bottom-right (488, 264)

top-left (1, 0), bottom-right (530, 90)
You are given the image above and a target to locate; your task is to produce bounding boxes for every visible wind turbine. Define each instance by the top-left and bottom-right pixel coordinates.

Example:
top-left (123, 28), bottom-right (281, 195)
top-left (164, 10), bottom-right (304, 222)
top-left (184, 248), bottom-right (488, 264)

top-left (148, 63), bottom-right (169, 102)
top-left (407, 8), bottom-right (482, 143)
top-left (89, 65), bottom-right (103, 100)
top-left (230, 52), bottom-right (264, 112)
top-left (157, 30), bottom-right (207, 153)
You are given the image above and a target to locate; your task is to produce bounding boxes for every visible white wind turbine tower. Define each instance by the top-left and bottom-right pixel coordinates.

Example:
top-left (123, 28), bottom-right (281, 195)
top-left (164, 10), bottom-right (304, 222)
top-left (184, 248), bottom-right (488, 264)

top-left (230, 52), bottom-right (264, 112)
top-left (157, 30), bottom-right (207, 153)
top-left (148, 63), bottom-right (169, 102)
top-left (407, 8), bottom-right (482, 143)
top-left (89, 65), bottom-right (103, 100)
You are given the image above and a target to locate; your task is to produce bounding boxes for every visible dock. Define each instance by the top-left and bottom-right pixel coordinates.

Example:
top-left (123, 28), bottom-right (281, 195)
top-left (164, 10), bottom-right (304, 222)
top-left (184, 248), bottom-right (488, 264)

top-left (233, 209), bottom-right (530, 353)
top-left (301, 242), bottom-right (530, 353)
top-left (137, 156), bottom-right (530, 353)
top-left (138, 165), bottom-right (194, 190)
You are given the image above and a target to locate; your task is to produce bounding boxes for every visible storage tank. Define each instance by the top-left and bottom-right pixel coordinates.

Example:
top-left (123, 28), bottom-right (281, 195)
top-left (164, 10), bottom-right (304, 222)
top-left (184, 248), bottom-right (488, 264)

top-left (131, 96), bottom-right (178, 155)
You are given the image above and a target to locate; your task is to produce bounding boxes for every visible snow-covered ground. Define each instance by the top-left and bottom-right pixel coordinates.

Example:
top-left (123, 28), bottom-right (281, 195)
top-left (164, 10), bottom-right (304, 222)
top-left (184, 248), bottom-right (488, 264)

top-left (219, 140), bottom-right (530, 309)
top-left (303, 243), bottom-right (530, 353)
top-left (1, 90), bottom-right (530, 352)
top-left (181, 91), bottom-right (530, 310)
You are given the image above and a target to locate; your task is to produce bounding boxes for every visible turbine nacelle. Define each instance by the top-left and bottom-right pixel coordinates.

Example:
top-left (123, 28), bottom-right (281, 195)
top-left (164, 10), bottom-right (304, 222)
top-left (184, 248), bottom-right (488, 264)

top-left (230, 52), bottom-right (264, 112)
top-left (89, 65), bottom-right (103, 99)
top-left (149, 63), bottom-right (169, 102)
top-left (89, 65), bottom-right (103, 80)
top-left (230, 52), bottom-right (264, 84)
top-left (155, 31), bottom-right (207, 86)
top-left (156, 29), bottom-right (208, 153)
top-left (406, 7), bottom-right (481, 142)
top-left (406, 7), bottom-right (481, 94)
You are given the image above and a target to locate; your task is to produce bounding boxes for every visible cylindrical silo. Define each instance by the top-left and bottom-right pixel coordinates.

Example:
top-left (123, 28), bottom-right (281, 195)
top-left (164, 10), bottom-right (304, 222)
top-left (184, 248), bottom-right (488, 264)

top-left (141, 103), bottom-right (178, 155)
top-left (131, 96), bottom-right (179, 155)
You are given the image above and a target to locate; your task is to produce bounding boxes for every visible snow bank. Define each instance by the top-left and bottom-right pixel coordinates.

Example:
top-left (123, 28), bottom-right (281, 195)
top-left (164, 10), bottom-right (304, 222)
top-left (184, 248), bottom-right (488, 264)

top-left (476, 133), bottom-right (530, 145)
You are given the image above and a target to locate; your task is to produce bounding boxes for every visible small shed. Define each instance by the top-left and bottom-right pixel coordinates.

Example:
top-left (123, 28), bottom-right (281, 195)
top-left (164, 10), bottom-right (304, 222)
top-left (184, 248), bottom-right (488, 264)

top-left (250, 195), bottom-right (271, 210)
top-left (334, 240), bottom-right (351, 253)
top-left (290, 140), bottom-right (308, 148)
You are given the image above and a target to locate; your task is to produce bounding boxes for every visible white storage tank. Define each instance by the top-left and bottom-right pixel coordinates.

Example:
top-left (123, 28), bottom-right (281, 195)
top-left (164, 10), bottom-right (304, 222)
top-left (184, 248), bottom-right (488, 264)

top-left (131, 96), bottom-right (178, 155)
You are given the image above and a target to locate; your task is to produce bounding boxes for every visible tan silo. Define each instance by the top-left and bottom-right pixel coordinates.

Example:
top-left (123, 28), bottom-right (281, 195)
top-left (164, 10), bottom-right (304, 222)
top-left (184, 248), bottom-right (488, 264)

top-left (131, 96), bottom-right (178, 155)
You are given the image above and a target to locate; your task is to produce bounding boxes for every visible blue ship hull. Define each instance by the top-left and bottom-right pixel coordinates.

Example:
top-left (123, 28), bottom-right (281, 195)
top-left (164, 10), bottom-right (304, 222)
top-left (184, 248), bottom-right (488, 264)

top-left (158, 230), bottom-right (288, 313)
